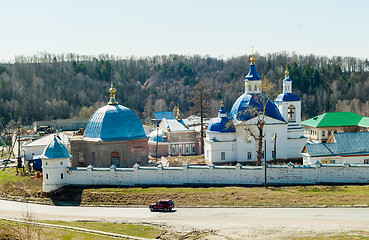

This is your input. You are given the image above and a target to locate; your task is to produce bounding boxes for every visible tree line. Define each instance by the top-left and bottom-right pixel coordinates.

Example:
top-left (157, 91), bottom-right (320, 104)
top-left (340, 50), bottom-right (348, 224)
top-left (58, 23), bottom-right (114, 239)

top-left (0, 52), bottom-right (369, 128)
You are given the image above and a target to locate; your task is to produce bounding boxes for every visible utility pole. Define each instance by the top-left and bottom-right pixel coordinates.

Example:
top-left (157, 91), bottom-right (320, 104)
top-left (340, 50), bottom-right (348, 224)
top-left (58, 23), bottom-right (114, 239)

top-left (155, 120), bottom-right (159, 161)
top-left (200, 90), bottom-right (204, 155)
top-left (16, 121), bottom-right (23, 174)
top-left (273, 133), bottom-right (277, 162)
top-left (264, 139), bottom-right (267, 188)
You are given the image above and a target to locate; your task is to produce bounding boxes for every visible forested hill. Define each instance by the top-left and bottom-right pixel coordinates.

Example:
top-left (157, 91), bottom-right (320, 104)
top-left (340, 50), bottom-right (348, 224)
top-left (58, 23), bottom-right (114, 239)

top-left (0, 52), bottom-right (369, 127)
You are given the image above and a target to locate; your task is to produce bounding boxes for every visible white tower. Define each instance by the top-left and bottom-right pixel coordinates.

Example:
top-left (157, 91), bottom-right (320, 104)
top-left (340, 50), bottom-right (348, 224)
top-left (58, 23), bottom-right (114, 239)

top-left (275, 68), bottom-right (301, 124)
top-left (274, 68), bottom-right (306, 159)
top-left (245, 56), bottom-right (262, 94)
top-left (41, 135), bottom-right (71, 192)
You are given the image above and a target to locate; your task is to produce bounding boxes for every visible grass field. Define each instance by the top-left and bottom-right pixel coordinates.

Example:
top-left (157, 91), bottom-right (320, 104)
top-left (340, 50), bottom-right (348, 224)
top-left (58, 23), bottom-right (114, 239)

top-left (0, 219), bottom-right (171, 240)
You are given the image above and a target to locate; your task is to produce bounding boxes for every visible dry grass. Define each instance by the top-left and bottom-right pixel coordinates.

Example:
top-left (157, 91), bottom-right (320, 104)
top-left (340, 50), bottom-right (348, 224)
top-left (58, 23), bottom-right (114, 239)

top-left (165, 155), bottom-right (207, 166)
top-left (0, 168), bottom-right (46, 202)
top-left (81, 185), bottom-right (369, 207)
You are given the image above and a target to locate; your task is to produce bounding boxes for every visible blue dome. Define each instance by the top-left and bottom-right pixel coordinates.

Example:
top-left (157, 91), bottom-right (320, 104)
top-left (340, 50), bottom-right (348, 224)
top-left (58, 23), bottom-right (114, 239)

top-left (283, 78), bottom-right (292, 82)
top-left (207, 106), bottom-right (235, 133)
top-left (245, 64), bottom-right (261, 81)
top-left (275, 93), bottom-right (300, 102)
top-left (230, 93), bottom-right (286, 122)
top-left (42, 136), bottom-right (70, 159)
top-left (84, 104), bottom-right (147, 141)
top-left (207, 117), bottom-right (235, 133)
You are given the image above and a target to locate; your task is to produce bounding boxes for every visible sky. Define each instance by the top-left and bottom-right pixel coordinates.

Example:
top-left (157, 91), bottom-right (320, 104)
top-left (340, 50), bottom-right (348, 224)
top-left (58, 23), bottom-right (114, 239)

top-left (1, 0), bottom-right (369, 62)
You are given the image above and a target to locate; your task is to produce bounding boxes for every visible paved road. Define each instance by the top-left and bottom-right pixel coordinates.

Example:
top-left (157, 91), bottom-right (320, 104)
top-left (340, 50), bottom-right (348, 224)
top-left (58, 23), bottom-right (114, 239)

top-left (0, 199), bottom-right (369, 239)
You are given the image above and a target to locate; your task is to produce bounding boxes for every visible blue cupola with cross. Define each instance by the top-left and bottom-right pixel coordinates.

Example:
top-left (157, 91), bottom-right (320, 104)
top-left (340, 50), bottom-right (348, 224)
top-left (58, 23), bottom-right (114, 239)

top-left (245, 56), bottom-right (262, 94)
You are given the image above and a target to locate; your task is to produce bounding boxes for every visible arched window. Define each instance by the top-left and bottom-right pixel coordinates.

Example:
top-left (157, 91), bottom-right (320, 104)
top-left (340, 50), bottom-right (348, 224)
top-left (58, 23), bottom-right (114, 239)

top-left (288, 105), bottom-right (296, 122)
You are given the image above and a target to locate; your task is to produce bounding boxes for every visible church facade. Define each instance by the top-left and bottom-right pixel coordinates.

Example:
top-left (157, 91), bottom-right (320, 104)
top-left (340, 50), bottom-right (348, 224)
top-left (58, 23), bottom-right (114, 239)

top-left (70, 85), bottom-right (149, 168)
top-left (204, 57), bottom-right (306, 164)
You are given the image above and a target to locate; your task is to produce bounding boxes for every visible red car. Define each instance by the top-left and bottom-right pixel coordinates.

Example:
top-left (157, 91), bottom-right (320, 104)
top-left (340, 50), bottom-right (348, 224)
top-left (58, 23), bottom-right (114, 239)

top-left (149, 199), bottom-right (174, 212)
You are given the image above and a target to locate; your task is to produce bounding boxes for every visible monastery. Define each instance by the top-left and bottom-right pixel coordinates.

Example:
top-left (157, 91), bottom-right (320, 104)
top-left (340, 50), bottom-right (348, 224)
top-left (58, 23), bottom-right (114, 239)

top-left (39, 56), bottom-right (369, 193)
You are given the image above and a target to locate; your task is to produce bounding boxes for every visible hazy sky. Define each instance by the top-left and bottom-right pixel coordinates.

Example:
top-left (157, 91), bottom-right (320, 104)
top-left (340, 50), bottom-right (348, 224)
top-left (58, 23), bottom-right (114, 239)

top-left (1, 0), bottom-right (368, 62)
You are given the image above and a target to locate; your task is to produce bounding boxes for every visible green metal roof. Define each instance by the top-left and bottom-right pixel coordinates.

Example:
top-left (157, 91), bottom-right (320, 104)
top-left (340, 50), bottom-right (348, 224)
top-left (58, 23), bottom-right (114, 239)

top-left (301, 112), bottom-right (363, 128)
top-left (358, 117), bottom-right (369, 128)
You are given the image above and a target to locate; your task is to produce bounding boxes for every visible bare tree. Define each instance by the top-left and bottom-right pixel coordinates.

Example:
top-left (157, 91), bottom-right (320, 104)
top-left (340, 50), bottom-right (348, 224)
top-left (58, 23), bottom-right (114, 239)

top-left (238, 75), bottom-right (277, 166)
top-left (189, 81), bottom-right (212, 154)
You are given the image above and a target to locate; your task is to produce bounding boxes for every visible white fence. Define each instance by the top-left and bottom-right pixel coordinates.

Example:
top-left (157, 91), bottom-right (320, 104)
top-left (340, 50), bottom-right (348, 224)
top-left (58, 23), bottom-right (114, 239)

top-left (65, 162), bottom-right (369, 188)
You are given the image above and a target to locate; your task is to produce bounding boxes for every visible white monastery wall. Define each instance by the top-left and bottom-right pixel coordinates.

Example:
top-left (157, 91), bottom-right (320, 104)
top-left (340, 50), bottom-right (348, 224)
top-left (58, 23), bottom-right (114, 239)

top-left (44, 162), bottom-right (369, 192)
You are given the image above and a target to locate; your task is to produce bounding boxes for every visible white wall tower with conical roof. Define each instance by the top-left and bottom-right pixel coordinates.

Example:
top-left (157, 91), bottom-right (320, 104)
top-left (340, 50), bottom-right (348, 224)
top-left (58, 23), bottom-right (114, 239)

top-left (42, 135), bottom-right (71, 192)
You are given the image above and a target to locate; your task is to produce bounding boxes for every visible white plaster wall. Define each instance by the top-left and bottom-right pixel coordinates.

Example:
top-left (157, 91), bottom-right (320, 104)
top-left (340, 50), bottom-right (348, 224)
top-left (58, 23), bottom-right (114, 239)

top-left (42, 158), bottom-right (69, 192)
top-left (42, 162), bottom-right (369, 192)
top-left (304, 155), bottom-right (369, 165)
top-left (24, 145), bottom-right (45, 160)
top-left (206, 141), bottom-right (237, 163)
top-left (235, 122), bottom-right (288, 162)
top-left (286, 138), bottom-right (306, 159)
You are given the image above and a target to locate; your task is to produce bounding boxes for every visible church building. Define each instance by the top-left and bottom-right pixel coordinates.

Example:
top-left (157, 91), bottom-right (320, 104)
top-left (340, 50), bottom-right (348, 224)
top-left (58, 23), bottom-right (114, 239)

top-left (70, 85), bottom-right (149, 168)
top-left (204, 57), bottom-right (306, 164)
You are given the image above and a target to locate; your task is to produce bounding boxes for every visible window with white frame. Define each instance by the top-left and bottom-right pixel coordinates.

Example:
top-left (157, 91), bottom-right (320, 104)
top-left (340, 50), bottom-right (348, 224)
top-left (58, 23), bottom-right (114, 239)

top-left (221, 152), bottom-right (225, 160)
top-left (247, 152), bottom-right (252, 160)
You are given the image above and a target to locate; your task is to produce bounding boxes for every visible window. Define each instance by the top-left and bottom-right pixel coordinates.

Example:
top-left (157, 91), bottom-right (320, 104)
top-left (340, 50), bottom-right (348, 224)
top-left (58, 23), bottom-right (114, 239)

top-left (329, 160), bottom-right (335, 164)
top-left (322, 131), bottom-right (325, 137)
top-left (178, 135), bottom-right (182, 140)
top-left (246, 135), bottom-right (252, 143)
top-left (221, 152), bottom-right (225, 160)
top-left (60, 161), bottom-right (63, 165)
top-left (179, 146), bottom-right (182, 154)
top-left (61, 173), bottom-right (63, 179)
top-left (192, 146), bottom-right (196, 154)
top-left (261, 151), bottom-right (264, 159)
top-left (328, 131), bottom-right (331, 137)
top-left (247, 152), bottom-right (252, 160)
top-left (364, 159), bottom-right (369, 164)
top-left (172, 146), bottom-right (176, 155)
top-left (153, 147), bottom-right (157, 153)
top-left (186, 146), bottom-right (189, 154)
top-left (45, 162), bottom-right (48, 166)
top-left (254, 85), bottom-right (257, 91)
top-left (272, 150), bottom-right (276, 159)
top-left (111, 151), bottom-right (120, 167)
top-left (46, 174), bottom-right (48, 180)
top-left (288, 105), bottom-right (296, 122)
top-left (92, 152), bottom-right (95, 164)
